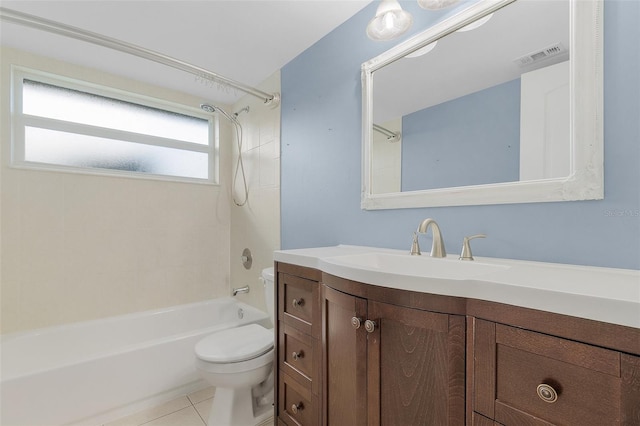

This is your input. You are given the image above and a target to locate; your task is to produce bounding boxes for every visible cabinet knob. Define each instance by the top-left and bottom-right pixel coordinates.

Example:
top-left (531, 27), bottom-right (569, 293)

top-left (291, 402), bottom-right (304, 414)
top-left (537, 383), bottom-right (558, 403)
top-left (364, 319), bottom-right (377, 333)
top-left (351, 317), bottom-right (362, 329)
top-left (292, 350), bottom-right (304, 361)
top-left (292, 298), bottom-right (304, 309)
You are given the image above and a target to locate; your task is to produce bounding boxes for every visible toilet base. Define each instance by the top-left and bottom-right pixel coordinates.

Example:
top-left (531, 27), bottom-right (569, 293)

top-left (207, 386), bottom-right (273, 426)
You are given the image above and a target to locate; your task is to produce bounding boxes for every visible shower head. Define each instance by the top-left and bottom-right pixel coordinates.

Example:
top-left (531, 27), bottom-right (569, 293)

top-left (200, 102), bottom-right (248, 206)
top-left (200, 103), bottom-right (235, 122)
top-left (200, 103), bottom-right (216, 113)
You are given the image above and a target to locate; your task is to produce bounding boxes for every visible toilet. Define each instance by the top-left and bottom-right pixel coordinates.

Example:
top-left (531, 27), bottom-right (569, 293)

top-left (194, 267), bottom-right (275, 426)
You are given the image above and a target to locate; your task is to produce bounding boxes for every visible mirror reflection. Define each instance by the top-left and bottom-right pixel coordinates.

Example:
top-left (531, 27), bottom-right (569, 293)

top-left (370, 0), bottom-right (569, 195)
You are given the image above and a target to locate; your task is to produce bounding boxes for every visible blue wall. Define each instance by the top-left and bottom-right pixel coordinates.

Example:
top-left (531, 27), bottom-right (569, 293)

top-left (281, 0), bottom-right (640, 270)
top-left (402, 78), bottom-right (521, 191)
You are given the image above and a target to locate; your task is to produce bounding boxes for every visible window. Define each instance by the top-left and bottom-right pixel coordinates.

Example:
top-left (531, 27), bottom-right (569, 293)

top-left (11, 68), bottom-right (216, 183)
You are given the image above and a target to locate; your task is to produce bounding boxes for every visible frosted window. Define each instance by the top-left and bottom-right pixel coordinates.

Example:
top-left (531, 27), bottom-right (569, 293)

top-left (25, 127), bottom-right (208, 179)
top-left (13, 71), bottom-right (215, 182)
top-left (23, 80), bottom-right (208, 145)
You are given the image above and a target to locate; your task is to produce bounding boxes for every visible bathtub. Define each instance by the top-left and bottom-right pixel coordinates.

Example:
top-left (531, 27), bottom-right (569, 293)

top-left (0, 298), bottom-right (270, 426)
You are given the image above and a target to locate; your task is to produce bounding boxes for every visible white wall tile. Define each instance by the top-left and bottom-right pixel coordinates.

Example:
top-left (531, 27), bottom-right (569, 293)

top-left (230, 71), bottom-right (281, 314)
top-left (259, 142), bottom-right (277, 188)
top-left (0, 47), bottom-right (233, 334)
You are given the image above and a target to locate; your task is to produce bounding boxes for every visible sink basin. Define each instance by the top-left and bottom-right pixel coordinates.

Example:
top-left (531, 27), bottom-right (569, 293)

top-left (322, 252), bottom-right (509, 281)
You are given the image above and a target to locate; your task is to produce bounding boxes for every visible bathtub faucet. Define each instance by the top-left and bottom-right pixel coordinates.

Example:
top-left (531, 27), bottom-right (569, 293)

top-left (232, 285), bottom-right (250, 296)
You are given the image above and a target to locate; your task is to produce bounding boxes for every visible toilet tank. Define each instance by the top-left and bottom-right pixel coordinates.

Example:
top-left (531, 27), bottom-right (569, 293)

top-left (261, 267), bottom-right (275, 323)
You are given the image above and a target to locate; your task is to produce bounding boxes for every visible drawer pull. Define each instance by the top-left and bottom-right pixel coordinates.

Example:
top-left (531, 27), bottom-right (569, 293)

top-left (537, 383), bottom-right (558, 403)
top-left (291, 402), bottom-right (304, 414)
top-left (364, 319), bottom-right (377, 333)
top-left (351, 317), bottom-right (362, 329)
top-left (292, 298), bottom-right (305, 309)
top-left (292, 350), bottom-right (304, 361)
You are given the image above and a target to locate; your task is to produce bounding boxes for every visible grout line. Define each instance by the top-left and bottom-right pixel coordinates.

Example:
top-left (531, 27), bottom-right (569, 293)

top-left (194, 407), bottom-right (207, 426)
top-left (137, 411), bottom-right (177, 426)
top-left (112, 389), bottom-right (213, 426)
top-left (137, 405), bottom-right (205, 426)
top-left (189, 396), bottom-right (207, 426)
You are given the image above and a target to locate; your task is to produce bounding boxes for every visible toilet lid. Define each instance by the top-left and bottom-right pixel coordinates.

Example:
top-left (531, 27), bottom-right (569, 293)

top-left (195, 324), bottom-right (273, 363)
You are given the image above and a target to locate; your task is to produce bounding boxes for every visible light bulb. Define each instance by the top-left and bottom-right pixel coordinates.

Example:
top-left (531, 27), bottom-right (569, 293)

top-left (366, 0), bottom-right (413, 41)
top-left (383, 12), bottom-right (395, 30)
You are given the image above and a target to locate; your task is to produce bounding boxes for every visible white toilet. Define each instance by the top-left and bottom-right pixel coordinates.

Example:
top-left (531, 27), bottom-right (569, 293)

top-left (194, 267), bottom-right (275, 426)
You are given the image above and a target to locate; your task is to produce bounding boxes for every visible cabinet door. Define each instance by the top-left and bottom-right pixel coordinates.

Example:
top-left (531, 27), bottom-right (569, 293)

top-left (322, 285), bottom-right (368, 426)
top-left (367, 301), bottom-right (466, 426)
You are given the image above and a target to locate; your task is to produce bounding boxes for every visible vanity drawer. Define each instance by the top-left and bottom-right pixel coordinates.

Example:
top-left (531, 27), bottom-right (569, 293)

top-left (279, 372), bottom-right (318, 426)
top-left (280, 273), bottom-right (319, 337)
top-left (281, 325), bottom-right (313, 380)
top-left (493, 324), bottom-right (621, 426)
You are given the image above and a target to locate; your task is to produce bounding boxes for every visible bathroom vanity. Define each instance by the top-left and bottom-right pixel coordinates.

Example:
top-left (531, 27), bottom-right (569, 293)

top-left (273, 246), bottom-right (640, 426)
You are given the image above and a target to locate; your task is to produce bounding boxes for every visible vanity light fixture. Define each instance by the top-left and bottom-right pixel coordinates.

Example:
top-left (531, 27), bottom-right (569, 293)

top-left (456, 12), bottom-right (494, 32)
top-left (366, 0), bottom-right (414, 41)
top-left (367, 0), bottom-right (463, 41)
top-left (417, 0), bottom-right (460, 10)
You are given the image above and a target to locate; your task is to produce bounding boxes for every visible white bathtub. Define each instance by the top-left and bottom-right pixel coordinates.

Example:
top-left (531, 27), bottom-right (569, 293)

top-left (0, 298), bottom-right (270, 426)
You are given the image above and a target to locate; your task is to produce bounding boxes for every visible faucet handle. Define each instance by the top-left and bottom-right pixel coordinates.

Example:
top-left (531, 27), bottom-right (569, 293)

top-left (459, 234), bottom-right (486, 261)
top-left (410, 232), bottom-right (421, 256)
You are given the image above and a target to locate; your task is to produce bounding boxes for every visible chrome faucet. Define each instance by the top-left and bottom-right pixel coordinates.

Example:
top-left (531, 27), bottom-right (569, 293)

top-left (232, 285), bottom-right (250, 296)
top-left (410, 218), bottom-right (446, 257)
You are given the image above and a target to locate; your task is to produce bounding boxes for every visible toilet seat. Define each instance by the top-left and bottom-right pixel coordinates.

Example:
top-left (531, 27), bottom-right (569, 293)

top-left (195, 324), bottom-right (274, 375)
top-left (195, 324), bottom-right (273, 363)
top-left (195, 347), bottom-right (274, 375)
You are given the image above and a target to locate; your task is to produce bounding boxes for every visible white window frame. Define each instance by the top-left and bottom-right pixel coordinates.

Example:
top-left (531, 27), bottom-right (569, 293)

top-left (10, 66), bottom-right (219, 184)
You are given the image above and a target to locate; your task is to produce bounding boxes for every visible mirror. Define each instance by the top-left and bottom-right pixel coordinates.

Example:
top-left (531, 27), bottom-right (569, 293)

top-left (361, 0), bottom-right (603, 209)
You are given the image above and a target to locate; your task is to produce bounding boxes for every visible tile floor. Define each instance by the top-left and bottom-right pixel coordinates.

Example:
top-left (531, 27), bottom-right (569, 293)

top-left (103, 387), bottom-right (274, 426)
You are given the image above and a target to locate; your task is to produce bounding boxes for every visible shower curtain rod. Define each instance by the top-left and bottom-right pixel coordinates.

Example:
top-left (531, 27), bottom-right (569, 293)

top-left (373, 123), bottom-right (400, 142)
top-left (0, 7), bottom-right (280, 107)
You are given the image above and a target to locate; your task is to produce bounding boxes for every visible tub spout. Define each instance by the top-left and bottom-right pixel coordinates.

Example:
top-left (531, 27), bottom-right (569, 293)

top-left (232, 285), bottom-right (250, 296)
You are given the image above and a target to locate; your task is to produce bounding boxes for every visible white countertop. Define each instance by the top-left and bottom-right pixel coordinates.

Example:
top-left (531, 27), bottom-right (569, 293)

top-left (275, 245), bottom-right (640, 329)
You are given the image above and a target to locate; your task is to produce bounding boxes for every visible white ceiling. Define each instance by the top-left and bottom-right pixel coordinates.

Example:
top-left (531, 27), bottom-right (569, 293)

top-left (0, 0), bottom-right (372, 106)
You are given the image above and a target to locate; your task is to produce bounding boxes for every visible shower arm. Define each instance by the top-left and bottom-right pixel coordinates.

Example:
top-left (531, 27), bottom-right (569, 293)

top-left (0, 7), bottom-right (281, 107)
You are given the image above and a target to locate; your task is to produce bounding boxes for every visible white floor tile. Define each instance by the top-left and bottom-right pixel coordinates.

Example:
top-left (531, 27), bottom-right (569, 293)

top-left (187, 386), bottom-right (216, 405)
top-left (142, 406), bottom-right (205, 426)
top-left (104, 397), bottom-right (191, 426)
top-left (257, 416), bottom-right (274, 426)
top-left (103, 386), bottom-right (272, 426)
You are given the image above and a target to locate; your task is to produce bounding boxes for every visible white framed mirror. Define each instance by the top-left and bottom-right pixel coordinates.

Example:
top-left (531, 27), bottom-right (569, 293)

top-left (361, 0), bottom-right (603, 209)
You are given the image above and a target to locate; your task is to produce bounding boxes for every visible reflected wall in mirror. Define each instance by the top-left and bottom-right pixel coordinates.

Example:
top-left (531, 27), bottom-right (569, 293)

top-left (361, 0), bottom-right (603, 209)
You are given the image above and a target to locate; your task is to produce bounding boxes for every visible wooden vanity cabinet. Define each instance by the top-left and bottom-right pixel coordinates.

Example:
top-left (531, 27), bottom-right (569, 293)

top-left (274, 262), bottom-right (640, 426)
top-left (322, 277), bottom-right (466, 426)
